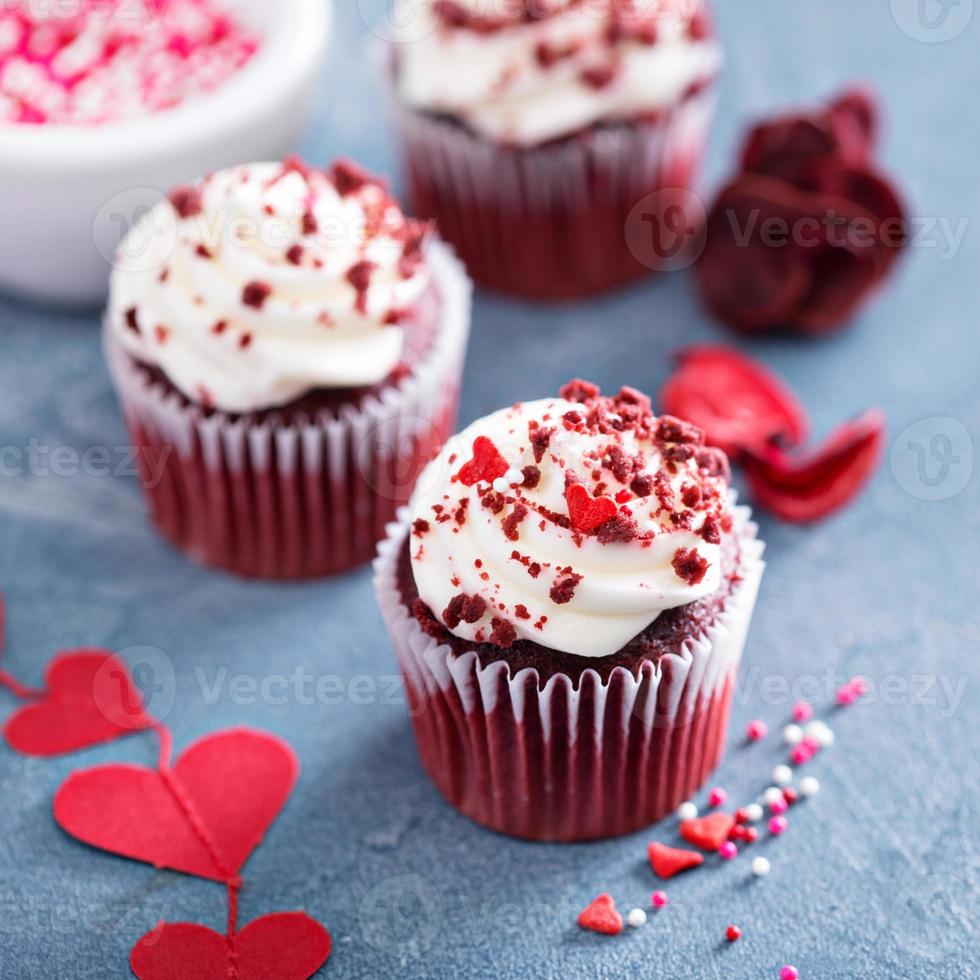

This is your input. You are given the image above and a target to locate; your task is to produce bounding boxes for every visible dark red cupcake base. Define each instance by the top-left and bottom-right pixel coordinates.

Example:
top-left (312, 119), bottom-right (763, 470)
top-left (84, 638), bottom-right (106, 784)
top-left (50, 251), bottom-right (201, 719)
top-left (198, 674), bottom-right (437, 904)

top-left (395, 88), bottom-right (716, 301)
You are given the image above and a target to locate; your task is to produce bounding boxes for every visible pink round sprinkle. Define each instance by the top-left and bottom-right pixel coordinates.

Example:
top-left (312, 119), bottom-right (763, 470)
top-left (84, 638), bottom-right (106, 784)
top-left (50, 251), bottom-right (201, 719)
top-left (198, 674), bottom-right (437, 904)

top-left (836, 685), bottom-right (857, 706)
top-left (746, 719), bottom-right (768, 741)
top-left (651, 890), bottom-right (669, 908)
top-left (790, 745), bottom-right (813, 765)
top-left (780, 967), bottom-right (799, 980)
top-left (708, 787), bottom-right (727, 807)
top-left (769, 797), bottom-right (788, 816)
top-left (792, 701), bottom-right (813, 722)
top-left (801, 735), bottom-right (821, 752)
top-left (769, 815), bottom-right (788, 836)
top-left (719, 841), bottom-right (738, 860)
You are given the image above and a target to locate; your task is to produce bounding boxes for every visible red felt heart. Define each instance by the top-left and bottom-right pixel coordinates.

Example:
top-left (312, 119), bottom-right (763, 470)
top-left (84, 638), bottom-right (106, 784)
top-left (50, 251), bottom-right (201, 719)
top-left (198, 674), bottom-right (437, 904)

top-left (456, 435), bottom-right (509, 486)
top-left (577, 893), bottom-right (623, 936)
top-left (744, 409), bottom-right (885, 522)
top-left (54, 728), bottom-right (297, 882)
top-left (660, 346), bottom-right (808, 459)
top-left (647, 841), bottom-right (705, 879)
top-left (680, 812), bottom-right (736, 852)
top-left (565, 482), bottom-right (618, 534)
top-left (3, 650), bottom-right (156, 757)
top-left (130, 912), bottom-right (331, 980)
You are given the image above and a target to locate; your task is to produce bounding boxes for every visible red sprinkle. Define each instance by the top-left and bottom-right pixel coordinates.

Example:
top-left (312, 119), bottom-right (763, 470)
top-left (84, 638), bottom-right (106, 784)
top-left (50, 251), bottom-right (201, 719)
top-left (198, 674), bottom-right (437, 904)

top-left (672, 548), bottom-right (709, 586)
top-left (577, 894), bottom-right (623, 937)
top-left (456, 436), bottom-right (509, 487)
top-left (565, 483), bottom-right (618, 534)
top-left (242, 281), bottom-right (272, 309)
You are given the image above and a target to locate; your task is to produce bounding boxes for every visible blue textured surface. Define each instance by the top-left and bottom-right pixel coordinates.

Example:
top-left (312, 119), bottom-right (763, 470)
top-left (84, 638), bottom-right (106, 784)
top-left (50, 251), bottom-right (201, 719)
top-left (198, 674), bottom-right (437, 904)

top-left (1, 2), bottom-right (978, 978)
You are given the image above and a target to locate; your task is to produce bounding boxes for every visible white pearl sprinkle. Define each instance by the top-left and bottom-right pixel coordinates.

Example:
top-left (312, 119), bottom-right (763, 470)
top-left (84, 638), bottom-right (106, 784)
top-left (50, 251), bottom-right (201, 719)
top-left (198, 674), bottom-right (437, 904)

top-left (676, 801), bottom-right (698, 821)
top-left (805, 720), bottom-right (835, 747)
top-left (505, 467), bottom-right (525, 486)
top-left (762, 786), bottom-right (784, 806)
top-left (799, 776), bottom-right (820, 798)
top-left (782, 723), bottom-right (803, 746)
top-left (492, 477), bottom-right (510, 494)
top-left (771, 764), bottom-right (793, 786)
top-left (742, 803), bottom-right (764, 823)
top-left (627, 908), bottom-right (648, 928)
top-left (751, 856), bottom-right (771, 877)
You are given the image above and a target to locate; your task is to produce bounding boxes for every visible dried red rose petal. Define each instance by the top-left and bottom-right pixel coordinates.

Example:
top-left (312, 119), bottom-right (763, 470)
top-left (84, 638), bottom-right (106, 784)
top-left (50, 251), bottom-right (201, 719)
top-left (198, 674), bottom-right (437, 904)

top-left (660, 346), bottom-right (807, 458)
top-left (743, 409), bottom-right (885, 522)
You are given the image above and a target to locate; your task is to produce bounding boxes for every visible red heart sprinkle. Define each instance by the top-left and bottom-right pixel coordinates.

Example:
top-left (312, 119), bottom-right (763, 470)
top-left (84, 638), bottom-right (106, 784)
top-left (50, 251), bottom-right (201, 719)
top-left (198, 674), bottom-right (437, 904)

top-left (680, 812), bottom-right (737, 851)
top-left (647, 841), bottom-right (705, 879)
top-left (577, 893), bottom-right (623, 936)
top-left (54, 728), bottom-right (297, 882)
top-left (3, 651), bottom-right (156, 757)
top-left (660, 346), bottom-right (808, 458)
top-left (456, 436), bottom-right (509, 486)
top-left (743, 409), bottom-right (885, 522)
top-left (130, 912), bottom-right (331, 980)
top-left (565, 482), bottom-right (618, 533)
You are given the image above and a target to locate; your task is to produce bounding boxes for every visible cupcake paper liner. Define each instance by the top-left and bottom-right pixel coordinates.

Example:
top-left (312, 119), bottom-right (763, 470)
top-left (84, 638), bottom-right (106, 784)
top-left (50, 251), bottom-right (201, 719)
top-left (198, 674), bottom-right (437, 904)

top-left (374, 504), bottom-right (764, 841)
top-left (387, 79), bottom-right (717, 299)
top-left (105, 241), bottom-right (472, 579)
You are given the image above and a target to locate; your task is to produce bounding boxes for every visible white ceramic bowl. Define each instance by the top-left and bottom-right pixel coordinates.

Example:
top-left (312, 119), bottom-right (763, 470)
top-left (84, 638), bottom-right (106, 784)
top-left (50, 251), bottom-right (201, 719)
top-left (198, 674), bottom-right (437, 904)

top-left (0, 0), bottom-right (332, 306)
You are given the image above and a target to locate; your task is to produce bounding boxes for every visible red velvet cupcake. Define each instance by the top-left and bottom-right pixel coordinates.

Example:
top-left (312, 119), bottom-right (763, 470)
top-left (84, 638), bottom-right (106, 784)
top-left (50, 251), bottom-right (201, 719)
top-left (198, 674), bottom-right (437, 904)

top-left (374, 381), bottom-right (764, 840)
top-left (385, 0), bottom-right (722, 299)
top-left (104, 158), bottom-right (471, 578)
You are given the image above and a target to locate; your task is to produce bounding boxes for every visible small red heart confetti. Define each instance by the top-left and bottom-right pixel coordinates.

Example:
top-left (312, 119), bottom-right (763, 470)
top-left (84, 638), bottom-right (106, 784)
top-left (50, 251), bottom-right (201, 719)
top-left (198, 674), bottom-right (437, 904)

top-left (565, 483), bottom-right (618, 533)
top-left (456, 436), bottom-right (510, 486)
top-left (577, 893), bottom-right (623, 936)
top-left (660, 346), bottom-right (808, 458)
top-left (743, 409), bottom-right (885, 522)
top-left (3, 651), bottom-right (156, 757)
top-left (54, 728), bottom-right (297, 882)
top-left (680, 812), bottom-right (737, 852)
top-left (647, 841), bottom-right (705, 879)
top-left (130, 912), bottom-right (331, 980)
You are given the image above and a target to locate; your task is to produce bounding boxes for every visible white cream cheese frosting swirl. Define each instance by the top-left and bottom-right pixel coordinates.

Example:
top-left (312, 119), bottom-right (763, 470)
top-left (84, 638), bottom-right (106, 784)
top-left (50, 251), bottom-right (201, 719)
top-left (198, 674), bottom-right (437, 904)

top-left (108, 159), bottom-right (432, 414)
top-left (408, 381), bottom-right (734, 659)
top-left (392, 0), bottom-right (722, 145)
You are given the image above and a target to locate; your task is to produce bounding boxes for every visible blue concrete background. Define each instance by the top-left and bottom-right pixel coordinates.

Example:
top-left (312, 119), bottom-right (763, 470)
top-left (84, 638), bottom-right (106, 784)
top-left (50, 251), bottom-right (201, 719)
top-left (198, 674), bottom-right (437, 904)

top-left (0, 2), bottom-right (978, 977)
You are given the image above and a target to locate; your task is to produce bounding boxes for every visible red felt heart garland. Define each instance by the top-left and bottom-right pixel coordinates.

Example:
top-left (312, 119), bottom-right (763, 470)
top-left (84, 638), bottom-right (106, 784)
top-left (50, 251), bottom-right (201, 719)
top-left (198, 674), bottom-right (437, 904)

top-left (0, 599), bottom-right (331, 979)
top-left (54, 728), bottom-right (298, 882)
top-left (3, 649), bottom-right (157, 756)
top-left (130, 913), bottom-right (332, 980)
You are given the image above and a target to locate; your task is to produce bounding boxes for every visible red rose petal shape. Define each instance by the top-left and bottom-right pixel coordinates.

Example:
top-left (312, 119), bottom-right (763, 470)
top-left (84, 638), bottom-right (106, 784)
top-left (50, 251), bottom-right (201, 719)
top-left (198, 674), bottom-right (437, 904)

top-left (660, 346), bottom-right (808, 458)
top-left (577, 893), bottom-right (623, 936)
top-left (828, 87), bottom-right (879, 161)
top-left (130, 913), bottom-right (331, 980)
top-left (695, 176), bottom-right (819, 333)
top-left (741, 117), bottom-right (839, 185)
top-left (795, 242), bottom-right (882, 335)
top-left (680, 812), bottom-right (736, 851)
top-left (647, 841), bottom-right (705, 879)
top-left (744, 409), bottom-right (886, 522)
top-left (54, 728), bottom-right (298, 881)
top-left (457, 435), bottom-right (509, 486)
top-left (565, 482), bottom-right (619, 533)
top-left (3, 650), bottom-right (156, 757)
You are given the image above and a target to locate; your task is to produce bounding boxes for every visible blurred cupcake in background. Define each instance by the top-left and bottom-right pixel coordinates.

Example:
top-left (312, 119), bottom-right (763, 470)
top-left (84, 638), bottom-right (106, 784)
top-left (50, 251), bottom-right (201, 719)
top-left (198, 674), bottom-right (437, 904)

top-left (104, 158), bottom-right (471, 578)
top-left (375, 380), bottom-right (764, 840)
top-left (385, 0), bottom-right (722, 299)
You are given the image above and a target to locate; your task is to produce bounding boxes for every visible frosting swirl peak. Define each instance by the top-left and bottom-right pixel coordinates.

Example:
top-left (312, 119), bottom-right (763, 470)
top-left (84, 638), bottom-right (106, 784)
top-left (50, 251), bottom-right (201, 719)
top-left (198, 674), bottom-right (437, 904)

top-left (108, 159), bottom-right (432, 413)
top-left (409, 380), bottom-right (734, 659)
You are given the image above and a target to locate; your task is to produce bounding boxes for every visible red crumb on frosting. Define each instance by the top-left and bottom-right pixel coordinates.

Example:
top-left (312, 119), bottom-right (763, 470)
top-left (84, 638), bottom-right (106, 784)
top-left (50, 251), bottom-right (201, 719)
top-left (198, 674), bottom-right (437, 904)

top-left (331, 159), bottom-right (375, 196)
top-left (580, 65), bottom-right (619, 90)
top-left (489, 618), bottom-right (517, 648)
top-left (242, 281), bottom-right (272, 309)
top-left (124, 307), bottom-right (140, 334)
top-left (346, 260), bottom-right (377, 313)
top-left (672, 547), bottom-right (709, 585)
top-left (285, 244), bottom-right (304, 265)
top-left (443, 593), bottom-right (487, 629)
top-left (502, 503), bottom-right (529, 542)
top-left (168, 186), bottom-right (203, 219)
top-left (211, 320), bottom-right (228, 335)
top-left (549, 571), bottom-right (583, 605)
top-left (514, 604), bottom-right (531, 620)
top-left (239, 332), bottom-right (253, 350)
top-left (154, 325), bottom-right (170, 344)
top-left (412, 519), bottom-right (430, 536)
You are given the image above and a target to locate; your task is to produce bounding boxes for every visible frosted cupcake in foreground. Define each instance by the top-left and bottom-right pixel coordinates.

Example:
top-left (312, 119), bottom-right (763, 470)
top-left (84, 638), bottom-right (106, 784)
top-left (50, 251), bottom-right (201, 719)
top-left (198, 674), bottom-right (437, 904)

top-left (375, 380), bottom-right (764, 840)
top-left (105, 158), bottom-right (471, 578)
top-left (386, 0), bottom-right (722, 299)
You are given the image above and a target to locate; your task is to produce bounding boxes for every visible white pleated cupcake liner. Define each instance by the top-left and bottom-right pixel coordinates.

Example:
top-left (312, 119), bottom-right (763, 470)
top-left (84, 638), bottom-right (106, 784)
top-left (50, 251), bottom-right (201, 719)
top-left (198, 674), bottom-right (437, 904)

top-left (381, 53), bottom-right (718, 298)
top-left (374, 502), bottom-right (764, 840)
top-left (104, 240), bottom-right (472, 579)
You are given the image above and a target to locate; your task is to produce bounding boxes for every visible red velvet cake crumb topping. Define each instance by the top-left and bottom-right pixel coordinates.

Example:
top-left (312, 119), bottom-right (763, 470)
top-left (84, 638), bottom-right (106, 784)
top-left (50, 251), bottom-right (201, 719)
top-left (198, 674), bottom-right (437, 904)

top-left (672, 547), bottom-right (709, 586)
top-left (242, 281), bottom-right (272, 309)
